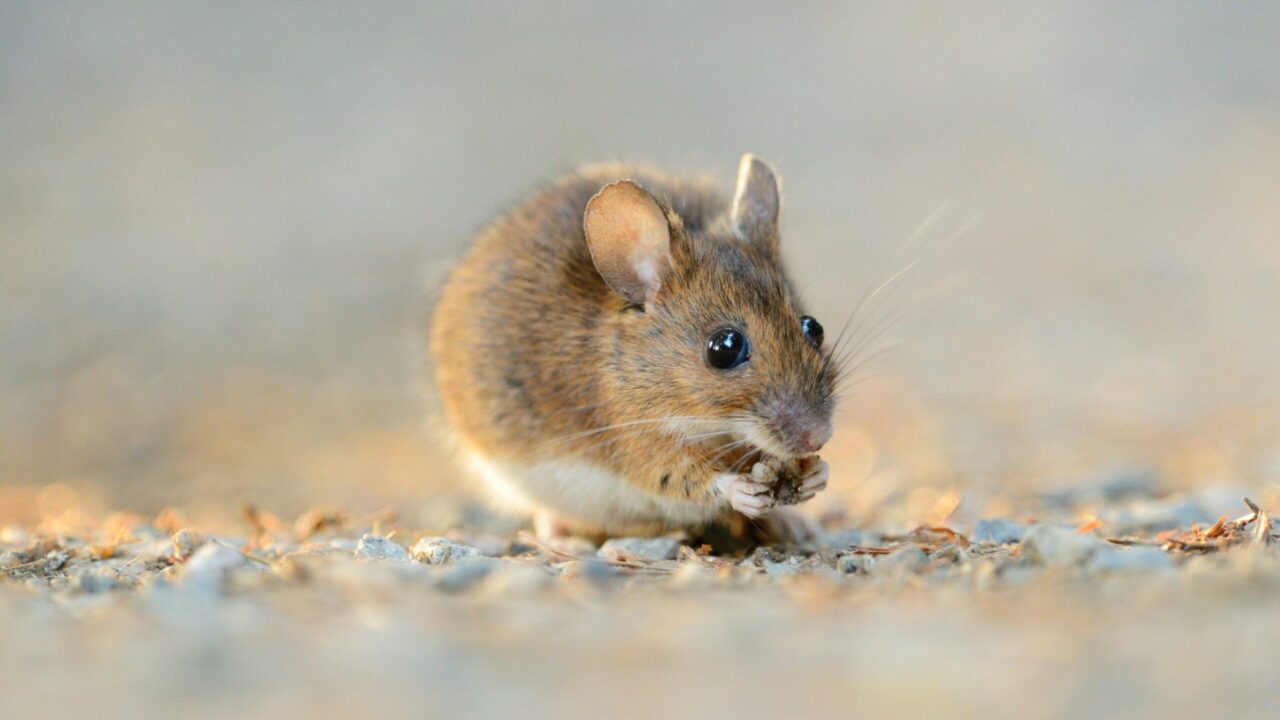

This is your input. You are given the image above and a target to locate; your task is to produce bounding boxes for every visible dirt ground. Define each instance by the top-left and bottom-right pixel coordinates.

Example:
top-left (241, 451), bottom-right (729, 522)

top-left (4, 480), bottom-right (1279, 720)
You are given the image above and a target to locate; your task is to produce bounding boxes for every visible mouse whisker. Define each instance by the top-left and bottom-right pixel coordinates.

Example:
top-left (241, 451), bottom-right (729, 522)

top-left (707, 440), bottom-right (755, 467)
top-left (836, 342), bottom-right (904, 383)
top-left (833, 320), bottom-right (907, 378)
top-left (532, 416), bottom-right (729, 456)
top-left (827, 258), bottom-right (921, 359)
top-left (831, 304), bottom-right (913, 379)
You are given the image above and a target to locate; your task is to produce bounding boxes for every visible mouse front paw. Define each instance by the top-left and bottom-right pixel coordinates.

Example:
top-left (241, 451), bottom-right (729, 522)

top-left (713, 472), bottom-right (776, 519)
top-left (752, 455), bottom-right (829, 506)
top-left (793, 456), bottom-right (829, 504)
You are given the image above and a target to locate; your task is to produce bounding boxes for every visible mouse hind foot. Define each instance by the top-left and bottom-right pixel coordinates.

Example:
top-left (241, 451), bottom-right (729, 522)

top-left (533, 510), bottom-right (574, 540)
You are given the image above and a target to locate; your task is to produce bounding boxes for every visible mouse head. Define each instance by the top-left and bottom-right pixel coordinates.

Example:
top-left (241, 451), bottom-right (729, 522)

top-left (583, 154), bottom-right (837, 460)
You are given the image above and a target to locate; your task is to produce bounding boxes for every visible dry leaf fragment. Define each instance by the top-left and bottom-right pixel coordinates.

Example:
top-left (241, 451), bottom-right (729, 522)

top-left (911, 526), bottom-right (971, 548)
top-left (847, 545), bottom-right (899, 556)
top-left (927, 488), bottom-right (962, 527)
top-left (293, 508), bottom-right (348, 540)
top-left (1203, 516), bottom-right (1229, 539)
top-left (154, 508), bottom-right (190, 535)
top-left (1075, 518), bottom-right (1103, 533)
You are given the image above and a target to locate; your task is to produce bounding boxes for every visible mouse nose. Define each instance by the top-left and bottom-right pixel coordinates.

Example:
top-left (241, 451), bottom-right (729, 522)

top-left (766, 398), bottom-right (833, 456)
top-left (801, 422), bottom-right (833, 453)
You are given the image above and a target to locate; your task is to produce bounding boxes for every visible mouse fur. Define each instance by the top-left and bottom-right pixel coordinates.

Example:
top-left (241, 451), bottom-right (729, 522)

top-left (431, 155), bottom-right (837, 537)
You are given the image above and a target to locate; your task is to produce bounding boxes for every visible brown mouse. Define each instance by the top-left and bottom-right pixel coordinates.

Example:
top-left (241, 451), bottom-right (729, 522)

top-left (431, 155), bottom-right (836, 539)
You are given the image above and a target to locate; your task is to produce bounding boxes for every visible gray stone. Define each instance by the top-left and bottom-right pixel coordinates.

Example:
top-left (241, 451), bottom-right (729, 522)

top-left (129, 538), bottom-right (176, 562)
top-left (410, 537), bottom-right (480, 565)
top-left (973, 518), bottom-right (1029, 545)
top-left (836, 553), bottom-right (872, 574)
top-left (598, 537), bottom-right (681, 563)
top-left (540, 536), bottom-right (597, 558)
top-left (1088, 546), bottom-right (1175, 574)
top-left (558, 559), bottom-right (621, 583)
top-left (437, 557), bottom-right (501, 591)
top-left (43, 550), bottom-right (69, 573)
top-left (1021, 525), bottom-right (1105, 567)
top-left (1099, 498), bottom-right (1209, 535)
top-left (180, 542), bottom-right (248, 592)
top-left (484, 562), bottom-right (554, 594)
top-left (72, 569), bottom-right (125, 593)
top-left (869, 546), bottom-right (928, 574)
top-left (763, 558), bottom-right (805, 577)
top-left (354, 534), bottom-right (409, 561)
top-left (171, 529), bottom-right (206, 560)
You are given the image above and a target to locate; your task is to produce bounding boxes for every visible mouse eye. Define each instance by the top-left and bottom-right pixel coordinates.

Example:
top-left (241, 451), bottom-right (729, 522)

top-left (706, 328), bottom-right (750, 370)
top-left (800, 316), bottom-right (824, 347)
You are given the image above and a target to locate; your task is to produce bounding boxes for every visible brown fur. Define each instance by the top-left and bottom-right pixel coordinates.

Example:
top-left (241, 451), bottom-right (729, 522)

top-left (431, 158), bottom-right (837, 533)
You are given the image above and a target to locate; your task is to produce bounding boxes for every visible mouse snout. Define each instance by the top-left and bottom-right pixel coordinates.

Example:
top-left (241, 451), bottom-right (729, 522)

top-left (764, 400), bottom-right (833, 457)
top-left (800, 422), bottom-right (833, 453)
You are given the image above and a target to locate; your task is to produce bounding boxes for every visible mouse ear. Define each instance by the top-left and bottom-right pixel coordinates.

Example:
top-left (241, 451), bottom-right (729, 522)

top-left (730, 154), bottom-right (780, 253)
top-left (584, 180), bottom-right (672, 306)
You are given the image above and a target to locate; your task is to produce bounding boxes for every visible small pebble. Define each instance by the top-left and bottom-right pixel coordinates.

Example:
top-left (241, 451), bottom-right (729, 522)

top-left (598, 537), bottom-right (681, 563)
top-left (558, 559), bottom-right (621, 583)
top-left (1021, 525), bottom-right (1105, 567)
top-left (354, 534), bottom-right (410, 561)
top-left (1100, 499), bottom-right (1208, 535)
top-left (763, 559), bottom-right (805, 577)
top-left (836, 553), bottom-right (871, 574)
top-left (180, 542), bottom-right (248, 592)
top-left (72, 569), bottom-right (125, 593)
top-left (484, 563), bottom-right (554, 594)
top-left (869, 546), bottom-right (928, 575)
top-left (171, 529), bottom-right (207, 560)
top-left (43, 550), bottom-right (69, 573)
top-left (973, 518), bottom-right (1029, 545)
top-left (410, 537), bottom-right (480, 565)
top-left (1088, 546), bottom-right (1175, 574)
top-left (437, 557), bottom-right (500, 592)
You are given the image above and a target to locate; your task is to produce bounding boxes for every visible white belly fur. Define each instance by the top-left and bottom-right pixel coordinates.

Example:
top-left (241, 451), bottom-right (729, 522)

top-left (466, 451), bottom-right (724, 531)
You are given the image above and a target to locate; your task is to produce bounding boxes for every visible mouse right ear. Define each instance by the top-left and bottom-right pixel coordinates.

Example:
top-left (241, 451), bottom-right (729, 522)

top-left (583, 180), bottom-right (672, 306)
top-left (730, 154), bottom-right (780, 255)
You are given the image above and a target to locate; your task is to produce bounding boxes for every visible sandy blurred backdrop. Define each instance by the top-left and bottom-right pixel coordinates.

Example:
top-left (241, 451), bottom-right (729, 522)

top-left (3, 2), bottom-right (1280, 525)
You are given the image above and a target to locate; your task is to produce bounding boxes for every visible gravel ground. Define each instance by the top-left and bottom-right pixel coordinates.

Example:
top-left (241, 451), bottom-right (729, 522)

top-left (4, 485), bottom-right (1280, 720)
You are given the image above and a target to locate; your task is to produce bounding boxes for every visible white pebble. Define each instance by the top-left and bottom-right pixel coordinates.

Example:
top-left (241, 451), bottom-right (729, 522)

top-left (410, 537), bottom-right (480, 565)
top-left (598, 537), bottom-right (681, 563)
top-left (354, 534), bottom-right (410, 561)
top-left (1021, 525), bottom-right (1105, 567)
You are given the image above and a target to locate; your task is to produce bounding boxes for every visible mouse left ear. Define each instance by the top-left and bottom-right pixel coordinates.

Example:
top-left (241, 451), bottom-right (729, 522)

top-left (584, 180), bottom-right (673, 306)
top-left (730, 154), bottom-right (780, 255)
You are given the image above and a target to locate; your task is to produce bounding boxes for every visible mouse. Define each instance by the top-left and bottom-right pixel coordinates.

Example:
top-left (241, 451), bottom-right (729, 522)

top-left (430, 154), bottom-right (836, 541)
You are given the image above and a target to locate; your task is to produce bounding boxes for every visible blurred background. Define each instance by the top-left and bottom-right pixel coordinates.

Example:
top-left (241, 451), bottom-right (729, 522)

top-left (4, 2), bottom-right (1280, 528)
